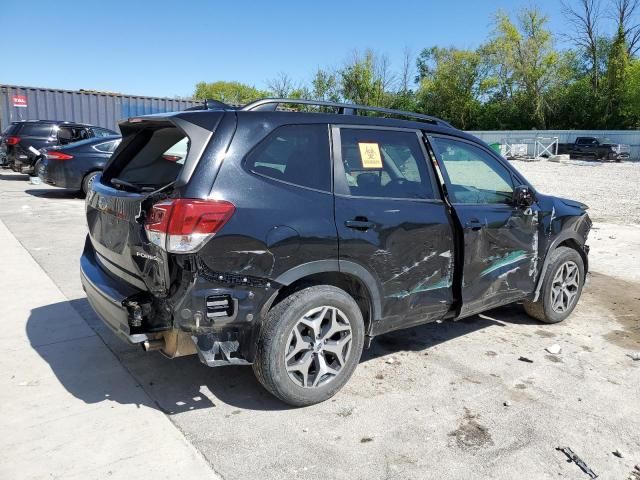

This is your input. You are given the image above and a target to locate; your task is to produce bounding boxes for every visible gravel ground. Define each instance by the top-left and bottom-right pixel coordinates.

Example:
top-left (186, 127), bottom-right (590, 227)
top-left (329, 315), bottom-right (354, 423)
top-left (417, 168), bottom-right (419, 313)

top-left (510, 159), bottom-right (640, 224)
top-left (1, 170), bottom-right (638, 480)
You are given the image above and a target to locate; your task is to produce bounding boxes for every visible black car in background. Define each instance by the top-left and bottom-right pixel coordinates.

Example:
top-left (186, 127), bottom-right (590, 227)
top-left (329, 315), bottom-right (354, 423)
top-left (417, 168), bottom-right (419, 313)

top-left (0, 120), bottom-right (117, 174)
top-left (557, 136), bottom-right (631, 161)
top-left (40, 136), bottom-right (121, 195)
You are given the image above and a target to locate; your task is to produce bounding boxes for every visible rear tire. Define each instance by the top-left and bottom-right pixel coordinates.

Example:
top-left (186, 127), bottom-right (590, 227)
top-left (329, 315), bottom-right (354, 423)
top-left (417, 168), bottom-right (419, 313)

top-left (34, 159), bottom-right (44, 178)
top-left (253, 285), bottom-right (365, 407)
top-left (81, 171), bottom-right (100, 196)
top-left (523, 246), bottom-right (584, 323)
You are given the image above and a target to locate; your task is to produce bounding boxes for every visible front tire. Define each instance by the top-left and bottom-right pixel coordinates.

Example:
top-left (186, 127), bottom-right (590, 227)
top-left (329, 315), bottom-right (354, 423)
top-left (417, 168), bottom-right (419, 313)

top-left (253, 285), bottom-right (365, 407)
top-left (523, 246), bottom-right (585, 323)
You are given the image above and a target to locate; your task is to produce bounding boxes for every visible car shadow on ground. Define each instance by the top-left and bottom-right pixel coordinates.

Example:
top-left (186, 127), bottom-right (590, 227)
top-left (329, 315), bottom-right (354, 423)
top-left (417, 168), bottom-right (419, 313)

top-left (28, 298), bottom-right (538, 413)
top-left (25, 188), bottom-right (82, 199)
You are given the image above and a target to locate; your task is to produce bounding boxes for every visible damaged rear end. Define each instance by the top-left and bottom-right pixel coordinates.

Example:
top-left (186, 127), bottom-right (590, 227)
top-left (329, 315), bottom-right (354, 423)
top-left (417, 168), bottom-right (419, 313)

top-left (80, 109), bottom-right (251, 365)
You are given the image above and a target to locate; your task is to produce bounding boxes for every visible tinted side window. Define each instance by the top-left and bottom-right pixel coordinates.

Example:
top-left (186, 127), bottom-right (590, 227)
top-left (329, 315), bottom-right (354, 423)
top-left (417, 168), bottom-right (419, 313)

top-left (339, 128), bottom-right (434, 199)
top-left (58, 127), bottom-right (90, 144)
top-left (432, 137), bottom-right (514, 204)
top-left (245, 124), bottom-right (330, 191)
top-left (18, 124), bottom-right (53, 137)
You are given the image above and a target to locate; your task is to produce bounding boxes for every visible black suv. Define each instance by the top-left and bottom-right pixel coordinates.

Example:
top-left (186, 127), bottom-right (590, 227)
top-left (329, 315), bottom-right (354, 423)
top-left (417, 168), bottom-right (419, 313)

top-left (1, 120), bottom-right (116, 174)
top-left (80, 99), bottom-right (591, 406)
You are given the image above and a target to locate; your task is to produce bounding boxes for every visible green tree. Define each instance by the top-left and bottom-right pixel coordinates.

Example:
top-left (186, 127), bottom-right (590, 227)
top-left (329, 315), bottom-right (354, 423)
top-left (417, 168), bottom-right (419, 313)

top-left (624, 59), bottom-right (640, 126)
top-left (194, 81), bottom-right (266, 105)
top-left (310, 68), bottom-right (341, 102)
top-left (414, 47), bottom-right (485, 129)
top-left (483, 8), bottom-right (560, 128)
top-left (605, 25), bottom-right (631, 126)
top-left (340, 50), bottom-right (393, 106)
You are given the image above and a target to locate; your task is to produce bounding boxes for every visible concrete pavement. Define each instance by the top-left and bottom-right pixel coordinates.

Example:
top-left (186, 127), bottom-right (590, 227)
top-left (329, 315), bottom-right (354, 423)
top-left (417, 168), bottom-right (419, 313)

top-left (0, 173), bottom-right (639, 479)
top-left (0, 219), bottom-right (219, 480)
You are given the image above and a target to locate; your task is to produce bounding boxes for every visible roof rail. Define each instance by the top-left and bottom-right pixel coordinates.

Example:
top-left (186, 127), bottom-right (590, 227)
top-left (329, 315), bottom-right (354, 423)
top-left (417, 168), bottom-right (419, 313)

top-left (241, 98), bottom-right (452, 127)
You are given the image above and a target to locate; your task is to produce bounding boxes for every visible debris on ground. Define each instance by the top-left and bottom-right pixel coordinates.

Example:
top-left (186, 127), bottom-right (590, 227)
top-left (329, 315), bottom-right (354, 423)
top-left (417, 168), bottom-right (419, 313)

top-left (557, 446), bottom-right (598, 479)
top-left (385, 358), bottom-right (397, 365)
top-left (627, 352), bottom-right (640, 361)
top-left (518, 356), bottom-right (534, 363)
top-left (360, 437), bottom-right (374, 443)
top-left (337, 407), bottom-right (355, 418)
top-left (612, 449), bottom-right (624, 458)
top-left (546, 344), bottom-right (562, 355)
top-left (503, 401), bottom-right (511, 407)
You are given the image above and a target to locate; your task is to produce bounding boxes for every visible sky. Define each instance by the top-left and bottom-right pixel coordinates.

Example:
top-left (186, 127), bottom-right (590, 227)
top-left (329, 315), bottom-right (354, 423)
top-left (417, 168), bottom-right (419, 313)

top-left (2, 0), bottom-right (571, 98)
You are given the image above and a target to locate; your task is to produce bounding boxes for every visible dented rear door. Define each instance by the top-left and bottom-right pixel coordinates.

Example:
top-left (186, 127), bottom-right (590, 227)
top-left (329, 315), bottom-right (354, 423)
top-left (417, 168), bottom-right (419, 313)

top-left (333, 126), bottom-right (455, 334)
top-left (429, 135), bottom-right (540, 318)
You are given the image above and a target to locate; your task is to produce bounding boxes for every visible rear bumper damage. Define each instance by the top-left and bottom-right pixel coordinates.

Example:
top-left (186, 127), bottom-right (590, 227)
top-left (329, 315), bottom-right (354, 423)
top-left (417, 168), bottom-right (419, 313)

top-left (80, 241), bottom-right (150, 344)
top-left (80, 237), bottom-right (278, 366)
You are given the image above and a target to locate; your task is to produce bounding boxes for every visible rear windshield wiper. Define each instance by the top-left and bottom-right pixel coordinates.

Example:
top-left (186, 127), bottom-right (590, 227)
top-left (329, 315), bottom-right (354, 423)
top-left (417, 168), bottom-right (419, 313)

top-left (110, 177), bottom-right (155, 193)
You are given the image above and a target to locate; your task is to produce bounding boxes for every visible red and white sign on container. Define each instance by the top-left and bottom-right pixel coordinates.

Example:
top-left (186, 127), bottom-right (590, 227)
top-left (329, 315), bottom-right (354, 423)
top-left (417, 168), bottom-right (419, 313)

top-left (12, 95), bottom-right (28, 108)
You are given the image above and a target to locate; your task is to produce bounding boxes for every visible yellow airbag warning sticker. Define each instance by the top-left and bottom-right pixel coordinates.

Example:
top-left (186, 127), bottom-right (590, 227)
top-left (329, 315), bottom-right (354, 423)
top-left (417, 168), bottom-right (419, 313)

top-left (358, 142), bottom-right (383, 169)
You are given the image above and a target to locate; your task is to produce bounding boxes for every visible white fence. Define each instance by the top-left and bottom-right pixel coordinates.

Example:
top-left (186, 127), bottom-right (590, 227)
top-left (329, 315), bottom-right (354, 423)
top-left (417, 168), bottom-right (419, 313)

top-left (468, 129), bottom-right (640, 161)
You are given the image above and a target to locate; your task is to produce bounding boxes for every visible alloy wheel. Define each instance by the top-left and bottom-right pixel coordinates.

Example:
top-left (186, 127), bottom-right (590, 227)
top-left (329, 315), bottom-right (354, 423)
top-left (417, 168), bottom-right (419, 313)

top-left (550, 260), bottom-right (580, 313)
top-left (284, 306), bottom-right (353, 388)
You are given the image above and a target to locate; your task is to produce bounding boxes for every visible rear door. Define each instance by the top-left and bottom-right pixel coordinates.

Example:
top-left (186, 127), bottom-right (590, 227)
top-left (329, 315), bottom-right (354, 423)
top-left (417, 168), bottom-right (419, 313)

top-left (428, 135), bottom-right (539, 318)
top-left (333, 126), bottom-right (455, 334)
top-left (86, 115), bottom-right (220, 295)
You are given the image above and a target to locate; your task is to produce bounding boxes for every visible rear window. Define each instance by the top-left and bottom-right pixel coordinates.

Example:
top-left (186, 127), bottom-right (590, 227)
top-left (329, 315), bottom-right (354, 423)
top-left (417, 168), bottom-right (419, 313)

top-left (3, 124), bottom-right (19, 135)
top-left (18, 123), bottom-right (53, 137)
top-left (245, 124), bottom-right (331, 191)
top-left (112, 126), bottom-right (189, 188)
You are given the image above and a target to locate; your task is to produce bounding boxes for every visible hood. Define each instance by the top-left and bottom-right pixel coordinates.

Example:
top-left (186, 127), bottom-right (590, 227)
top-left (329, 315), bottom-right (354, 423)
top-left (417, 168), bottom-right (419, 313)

top-left (556, 196), bottom-right (589, 211)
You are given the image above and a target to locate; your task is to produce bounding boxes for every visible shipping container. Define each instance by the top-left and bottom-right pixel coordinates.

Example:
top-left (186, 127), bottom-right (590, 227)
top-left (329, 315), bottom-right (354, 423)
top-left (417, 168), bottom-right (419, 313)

top-left (0, 84), bottom-right (199, 133)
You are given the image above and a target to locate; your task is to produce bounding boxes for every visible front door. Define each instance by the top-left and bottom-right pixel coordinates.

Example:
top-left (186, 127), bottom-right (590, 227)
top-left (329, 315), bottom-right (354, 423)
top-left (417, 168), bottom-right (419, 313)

top-left (333, 126), bottom-right (455, 334)
top-left (428, 135), bottom-right (540, 318)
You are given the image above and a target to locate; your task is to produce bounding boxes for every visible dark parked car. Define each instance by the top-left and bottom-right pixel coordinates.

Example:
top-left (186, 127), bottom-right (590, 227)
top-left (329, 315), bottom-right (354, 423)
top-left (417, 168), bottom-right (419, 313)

top-left (0, 120), bottom-right (117, 174)
top-left (39, 136), bottom-right (121, 195)
top-left (81, 99), bottom-right (591, 406)
top-left (557, 136), bottom-right (631, 161)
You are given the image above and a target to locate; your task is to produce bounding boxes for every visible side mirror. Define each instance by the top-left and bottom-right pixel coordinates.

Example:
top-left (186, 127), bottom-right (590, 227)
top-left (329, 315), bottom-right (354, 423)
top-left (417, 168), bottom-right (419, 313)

top-left (513, 185), bottom-right (535, 207)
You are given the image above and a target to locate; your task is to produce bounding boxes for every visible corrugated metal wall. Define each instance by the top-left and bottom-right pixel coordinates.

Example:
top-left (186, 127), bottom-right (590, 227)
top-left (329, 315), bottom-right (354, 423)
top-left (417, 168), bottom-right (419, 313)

top-left (469, 129), bottom-right (640, 161)
top-left (0, 84), bottom-right (199, 132)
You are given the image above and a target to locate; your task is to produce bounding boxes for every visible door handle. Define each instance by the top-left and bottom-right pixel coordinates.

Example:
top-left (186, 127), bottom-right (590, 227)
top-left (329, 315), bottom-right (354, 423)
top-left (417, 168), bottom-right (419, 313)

top-left (465, 218), bottom-right (483, 231)
top-left (345, 218), bottom-right (374, 231)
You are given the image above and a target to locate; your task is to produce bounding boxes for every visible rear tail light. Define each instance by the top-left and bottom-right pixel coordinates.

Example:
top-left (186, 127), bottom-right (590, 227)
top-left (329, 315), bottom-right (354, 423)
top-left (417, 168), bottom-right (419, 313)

top-left (46, 150), bottom-right (73, 160)
top-left (144, 199), bottom-right (235, 253)
top-left (5, 136), bottom-right (20, 146)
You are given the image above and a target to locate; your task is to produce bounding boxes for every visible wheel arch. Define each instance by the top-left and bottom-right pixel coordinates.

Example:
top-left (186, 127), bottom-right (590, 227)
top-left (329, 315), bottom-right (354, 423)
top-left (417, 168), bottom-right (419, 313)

top-left (269, 260), bottom-right (382, 335)
top-left (533, 232), bottom-right (588, 302)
